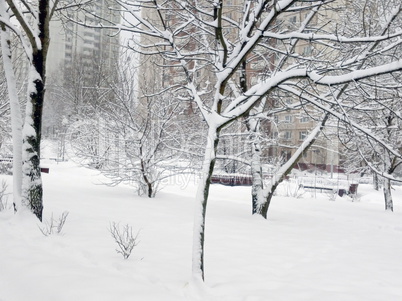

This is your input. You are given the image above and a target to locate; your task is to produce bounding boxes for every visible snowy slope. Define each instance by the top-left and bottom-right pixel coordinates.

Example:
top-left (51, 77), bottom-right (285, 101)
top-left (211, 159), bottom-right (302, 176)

top-left (1, 159), bottom-right (402, 301)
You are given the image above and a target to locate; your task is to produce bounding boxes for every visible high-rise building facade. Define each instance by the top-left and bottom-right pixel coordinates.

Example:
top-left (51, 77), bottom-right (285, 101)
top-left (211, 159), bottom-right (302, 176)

top-left (47, 1), bottom-right (120, 83)
top-left (42, 1), bottom-right (121, 139)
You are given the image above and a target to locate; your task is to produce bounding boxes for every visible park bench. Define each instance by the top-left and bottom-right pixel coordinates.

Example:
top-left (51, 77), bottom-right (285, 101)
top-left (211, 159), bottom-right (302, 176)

top-left (299, 183), bottom-right (358, 196)
top-left (211, 174), bottom-right (253, 186)
top-left (0, 157), bottom-right (49, 173)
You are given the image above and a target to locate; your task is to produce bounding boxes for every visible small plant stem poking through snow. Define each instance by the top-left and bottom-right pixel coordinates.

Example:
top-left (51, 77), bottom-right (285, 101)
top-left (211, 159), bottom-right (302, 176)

top-left (38, 211), bottom-right (69, 236)
top-left (109, 222), bottom-right (140, 259)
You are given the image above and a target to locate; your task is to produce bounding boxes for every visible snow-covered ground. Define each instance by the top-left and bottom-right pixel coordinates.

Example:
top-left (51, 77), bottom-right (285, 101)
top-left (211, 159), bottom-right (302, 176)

top-left (1, 155), bottom-right (402, 300)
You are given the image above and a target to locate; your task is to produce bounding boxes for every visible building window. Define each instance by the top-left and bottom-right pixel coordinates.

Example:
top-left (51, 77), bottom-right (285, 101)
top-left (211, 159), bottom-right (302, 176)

top-left (303, 45), bottom-right (313, 56)
top-left (299, 131), bottom-right (308, 140)
top-left (284, 115), bottom-right (293, 123)
top-left (284, 131), bottom-right (292, 140)
top-left (289, 16), bottom-right (297, 23)
top-left (300, 115), bottom-right (309, 123)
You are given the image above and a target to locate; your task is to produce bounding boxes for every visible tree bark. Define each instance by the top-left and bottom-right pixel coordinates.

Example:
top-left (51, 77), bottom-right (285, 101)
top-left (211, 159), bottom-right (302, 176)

top-left (0, 23), bottom-right (23, 212)
top-left (373, 172), bottom-right (379, 191)
top-left (259, 113), bottom-right (330, 219)
top-left (22, 63), bottom-right (45, 221)
top-left (261, 171), bottom-right (289, 218)
top-left (383, 177), bottom-right (393, 211)
top-left (192, 125), bottom-right (220, 281)
top-left (20, 0), bottom-right (50, 221)
top-left (245, 117), bottom-right (265, 215)
top-left (140, 159), bottom-right (154, 198)
top-left (381, 115), bottom-right (396, 212)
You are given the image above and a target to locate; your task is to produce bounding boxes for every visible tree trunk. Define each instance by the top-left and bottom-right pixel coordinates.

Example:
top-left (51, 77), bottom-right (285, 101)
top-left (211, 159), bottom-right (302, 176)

top-left (192, 125), bottom-right (220, 281)
top-left (261, 179), bottom-right (282, 218)
top-left (21, 64), bottom-right (45, 221)
top-left (146, 182), bottom-right (153, 198)
top-left (383, 177), bottom-right (393, 211)
top-left (373, 172), bottom-right (379, 191)
top-left (259, 113), bottom-right (330, 219)
top-left (21, 0), bottom-right (50, 221)
top-left (251, 139), bottom-right (264, 214)
top-left (0, 23), bottom-right (23, 212)
top-left (139, 144), bottom-right (154, 198)
top-left (245, 117), bottom-right (264, 215)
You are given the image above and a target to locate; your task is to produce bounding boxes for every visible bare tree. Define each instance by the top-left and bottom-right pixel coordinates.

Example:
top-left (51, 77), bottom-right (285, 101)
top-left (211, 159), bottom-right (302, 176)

top-left (109, 222), bottom-right (140, 259)
top-left (338, 79), bottom-right (402, 211)
top-left (97, 93), bottom-right (185, 198)
top-left (332, 0), bottom-right (402, 211)
top-left (66, 53), bottom-right (192, 198)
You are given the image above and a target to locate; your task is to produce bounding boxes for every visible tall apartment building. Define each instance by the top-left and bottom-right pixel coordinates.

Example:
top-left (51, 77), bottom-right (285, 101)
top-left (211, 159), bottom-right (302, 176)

top-left (47, 1), bottom-right (120, 84)
top-left (43, 1), bottom-right (121, 136)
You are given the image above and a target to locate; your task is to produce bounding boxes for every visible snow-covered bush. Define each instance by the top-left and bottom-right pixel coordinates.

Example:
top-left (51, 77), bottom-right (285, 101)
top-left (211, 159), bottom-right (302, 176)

top-left (325, 189), bottom-right (338, 201)
top-left (282, 181), bottom-right (305, 198)
top-left (38, 211), bottom-right (69, 236)
top-left (0, 161), bottom-right (12, 175)
top-left (350, 193), bottom-right (361, 202)
top-left (109, 222), bottom-right (140, 259)
top-left (0, 180), bottom-right (9, 211)
top-left (0, 141), bottom-right (13, 175)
